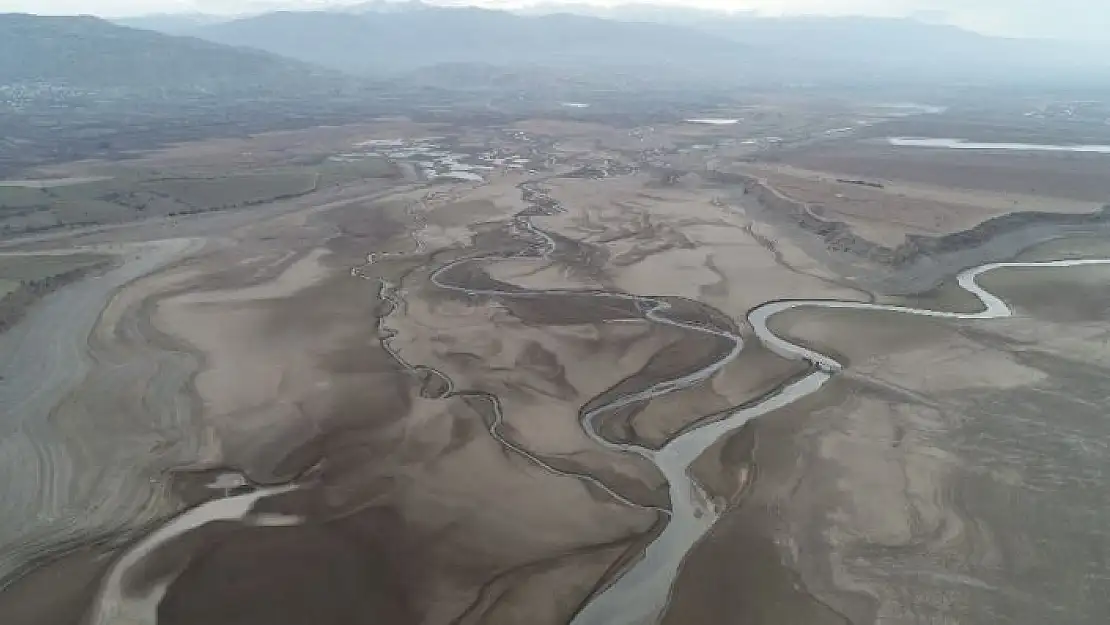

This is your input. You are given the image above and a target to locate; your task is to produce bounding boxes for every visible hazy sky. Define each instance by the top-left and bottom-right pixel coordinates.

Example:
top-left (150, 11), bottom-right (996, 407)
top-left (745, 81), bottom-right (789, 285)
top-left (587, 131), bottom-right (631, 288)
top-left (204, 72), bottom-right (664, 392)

top-left (6, 0), bottom-right (1110, 40)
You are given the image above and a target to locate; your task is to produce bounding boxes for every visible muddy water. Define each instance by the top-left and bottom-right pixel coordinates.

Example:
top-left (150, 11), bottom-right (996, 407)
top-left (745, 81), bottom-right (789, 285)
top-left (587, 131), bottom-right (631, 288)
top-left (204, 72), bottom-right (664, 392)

top-left (68, 176), bottom-right (1110, 625)
top-left (572, 258), bottom-right (1110, 625)
top-left (887, 137), bottom-right (1110, 153)
top-left (421, 197), bottom-right (1110, 625)
top-left (378, 183), bottom-right (1110, 624)
top-left (88, 480), bottom-right (299, 625)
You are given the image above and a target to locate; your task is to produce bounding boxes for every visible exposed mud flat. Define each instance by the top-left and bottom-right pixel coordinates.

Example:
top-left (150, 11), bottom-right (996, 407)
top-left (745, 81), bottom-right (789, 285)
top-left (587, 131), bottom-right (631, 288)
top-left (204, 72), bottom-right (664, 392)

top-left (0, 238), bottom-right (206, 583)
top-left (683, 259), bottom-right (1110, 625)
top-left (0, 176), bottom-right (113, 188)
top-left (887, 136), bottom-right (1110, 153)
top-left (4, 112), bottom-right (1110, 625)
top-left (0, 169), bottom-right (674, 624)
top-left (723, 168), bottom-right (1110, 295)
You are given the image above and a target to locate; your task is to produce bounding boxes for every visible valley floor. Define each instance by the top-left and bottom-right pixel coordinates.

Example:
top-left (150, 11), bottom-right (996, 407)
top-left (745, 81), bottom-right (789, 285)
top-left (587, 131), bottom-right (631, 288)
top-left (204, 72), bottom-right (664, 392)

top-left (2, 113), bottom-right (1110, 625)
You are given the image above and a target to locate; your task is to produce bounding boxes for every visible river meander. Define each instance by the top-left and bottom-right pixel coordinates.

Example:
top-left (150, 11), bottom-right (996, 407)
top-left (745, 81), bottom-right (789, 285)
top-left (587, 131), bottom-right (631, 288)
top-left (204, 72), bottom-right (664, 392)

top-left (419, 198), bottom-right (1110, 624)
top-left (83, 186), bottom-right (1110, 625)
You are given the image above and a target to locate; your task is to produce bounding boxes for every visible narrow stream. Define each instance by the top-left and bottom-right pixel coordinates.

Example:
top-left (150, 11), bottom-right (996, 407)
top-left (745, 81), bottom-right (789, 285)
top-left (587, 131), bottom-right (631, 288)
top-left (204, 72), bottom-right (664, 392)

top-left (90, 481), bottom-right (300, 625)
top-left (571, 258), bottom-right (1110, 625)
top-left (414, 189), bottom-right (1110, 624)
top-left (79, 177), bottom-right (1110, 625)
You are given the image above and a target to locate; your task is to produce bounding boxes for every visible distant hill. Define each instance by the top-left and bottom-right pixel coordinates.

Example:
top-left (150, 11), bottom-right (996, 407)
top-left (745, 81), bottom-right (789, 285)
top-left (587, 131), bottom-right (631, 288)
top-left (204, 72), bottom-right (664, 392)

top-left (0, 13), bottom-right (342, 94)
top-left (114, 12), bottom-right (234, 34)
top-left (111, 4), bottom-right (1109, 88)
top-left (691, 16), bottom-right (1103, 82)
top-left (519, 2), bottom-right (750, 26)
top-left (337, 0), bottom-right (435, 14)
top-left (183, 8), bottom-right (758, 77)
top-left (523, 7), bottom-right (1108, 83)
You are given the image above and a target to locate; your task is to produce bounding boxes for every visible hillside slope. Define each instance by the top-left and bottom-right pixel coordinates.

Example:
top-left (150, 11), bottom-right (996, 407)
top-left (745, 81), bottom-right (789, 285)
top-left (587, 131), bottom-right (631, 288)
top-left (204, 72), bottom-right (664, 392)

top-left (186, 8), bottom-right (756, 76)
top-left (179, 6), bottom-right (1108, 86)
top-left (0, 13), bottom-right (341, 94)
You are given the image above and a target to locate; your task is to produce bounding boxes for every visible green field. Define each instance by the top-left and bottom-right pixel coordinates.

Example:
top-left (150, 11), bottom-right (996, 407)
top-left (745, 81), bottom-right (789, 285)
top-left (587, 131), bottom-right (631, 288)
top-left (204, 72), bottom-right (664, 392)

top-left (316, 156), bottom-right (399, 187)
top-left (0, 253), bottom-right (109, 327)
top-left (0, 253), bottom-right (108, 281)
top-left (0, 278), bottom-right (19, 300)
top-left (0, 159), bottom-right (402, 238)
top-left (140, 172), bottom-right (319, 210)
top-left (1, 170), bottom-right (325, 236)
top-left (0, 186), bottom-right (52, 209)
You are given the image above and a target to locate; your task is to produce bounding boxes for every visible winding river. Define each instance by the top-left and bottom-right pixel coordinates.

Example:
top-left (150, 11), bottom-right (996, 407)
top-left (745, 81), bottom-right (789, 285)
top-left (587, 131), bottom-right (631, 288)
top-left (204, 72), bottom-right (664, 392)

top-left (570, 258), bottom-right (1110, 625)
top-left (77, 178), bottom-right (1110, 625)
top-left (413, 189), bottom-right (1110, 625)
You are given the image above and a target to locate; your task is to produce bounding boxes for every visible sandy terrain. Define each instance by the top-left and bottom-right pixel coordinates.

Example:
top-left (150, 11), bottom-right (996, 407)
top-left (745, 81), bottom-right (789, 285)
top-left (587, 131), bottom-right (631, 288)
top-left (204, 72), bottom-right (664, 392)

top-left (771, 138), bottom-right (1110, 203)
top-left (536, 174), bottom-right (864, 308)
top-left (0, 158), bottom-right (671, 624)
top-left (31, 120), bottom-right (443, 180)
top-left (674, 249), bottom-right (1110, 625)
top-left (0, 238), bottom-right (204, 581)
top-left (3, 108), bottom-right (1110, 625)
top-left (738, 163), bottom-right (1101, 246)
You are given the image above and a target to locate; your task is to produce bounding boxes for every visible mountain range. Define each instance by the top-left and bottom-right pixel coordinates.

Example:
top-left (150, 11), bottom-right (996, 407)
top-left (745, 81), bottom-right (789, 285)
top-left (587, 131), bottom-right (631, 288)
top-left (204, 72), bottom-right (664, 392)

top-left (114, 12), bottom-right (235, 34)
top-left (183, 8), bottom-right (761, 77)
top-left (0, 13), bottom-right (341, 95)
top-left (126, 4), bottom-right (1109, 87)
top-left (4, 3), bottom-right (1108, 99)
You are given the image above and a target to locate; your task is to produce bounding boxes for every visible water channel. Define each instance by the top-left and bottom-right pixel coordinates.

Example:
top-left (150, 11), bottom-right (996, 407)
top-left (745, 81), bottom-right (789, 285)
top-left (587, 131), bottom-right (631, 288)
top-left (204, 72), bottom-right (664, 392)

top-left (887, 137), bottom-right (1110, 153)
top-left (418, 188), bottom-right (1110, 624)
top-left (82, 180), bottom-right (1110, 625)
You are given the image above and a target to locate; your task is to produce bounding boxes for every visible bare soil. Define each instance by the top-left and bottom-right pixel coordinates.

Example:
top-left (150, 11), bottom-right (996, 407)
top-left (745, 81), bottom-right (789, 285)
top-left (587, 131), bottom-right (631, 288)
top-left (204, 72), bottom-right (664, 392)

top-left (4, 110), bottom-right (1110, 625)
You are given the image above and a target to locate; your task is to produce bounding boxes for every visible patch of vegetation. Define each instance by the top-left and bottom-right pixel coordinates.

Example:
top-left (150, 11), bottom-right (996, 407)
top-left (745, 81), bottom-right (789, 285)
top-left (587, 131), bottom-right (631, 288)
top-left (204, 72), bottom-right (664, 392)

top-left (0, 278), bottom-right (19, 299)
top-left (140, 172), bottom-right (319, 212)
top-left (0, 14), bottom-right (342, 93)
top-left (0, 253), bottom-right (111, 333)
top-left (315, 156), bottom-right (400, 186)
top-left (1, 171), bottom-right (325, 235)
top-left (0, 254), bottom-right (108, 281)
top-left (0, 186), bottom-right (52, 210)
